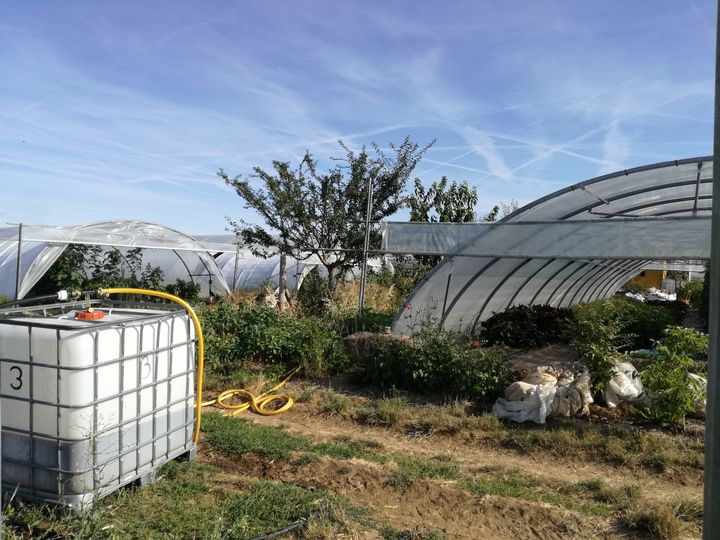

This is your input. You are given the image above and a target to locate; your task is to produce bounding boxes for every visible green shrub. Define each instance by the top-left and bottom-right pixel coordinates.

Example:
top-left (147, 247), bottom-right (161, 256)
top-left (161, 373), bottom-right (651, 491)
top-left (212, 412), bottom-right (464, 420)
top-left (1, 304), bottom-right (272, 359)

top-left (479, 304), bottom-right (575, 348)
top-left (328, 307), bottom-right (394, 336)
top-left (164, 279), bottom-right (201, 303)
top-left (297, 267), bottom-right (326, 317)
top-left (616, 300), bottom-right (676, 349)
top-left (677, 278), bottom-right (703, 307)
top-left (360, 328), bottom-right (510, 402)
top-left (640, 327), bottom-right (707, 426)
top-left (199, 300), bottom-right (348, 377)
top-left (570, 300), bottom-right (629, 391)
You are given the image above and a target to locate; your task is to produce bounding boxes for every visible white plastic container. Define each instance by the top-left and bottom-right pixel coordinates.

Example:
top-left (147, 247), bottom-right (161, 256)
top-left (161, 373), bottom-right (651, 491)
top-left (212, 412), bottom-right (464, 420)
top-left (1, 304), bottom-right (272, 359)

top-left (0, 304), bottom-right (196, 508)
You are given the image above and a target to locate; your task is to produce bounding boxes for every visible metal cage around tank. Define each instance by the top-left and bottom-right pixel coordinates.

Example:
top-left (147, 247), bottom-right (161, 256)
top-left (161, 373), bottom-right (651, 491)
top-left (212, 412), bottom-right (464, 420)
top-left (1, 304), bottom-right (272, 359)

top-left (0, 299), bottom-right (197, 509)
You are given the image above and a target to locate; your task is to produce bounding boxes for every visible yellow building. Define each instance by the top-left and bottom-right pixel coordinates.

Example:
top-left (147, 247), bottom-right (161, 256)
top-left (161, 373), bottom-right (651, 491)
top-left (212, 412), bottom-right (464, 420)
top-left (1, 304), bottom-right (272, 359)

top-left (624, 269), bottom-right (666, 290)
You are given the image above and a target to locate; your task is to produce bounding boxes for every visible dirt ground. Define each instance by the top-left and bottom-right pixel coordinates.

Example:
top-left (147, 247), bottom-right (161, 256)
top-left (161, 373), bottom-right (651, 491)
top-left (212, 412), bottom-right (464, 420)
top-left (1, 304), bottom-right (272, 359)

top-left (197, 387), bottom-right (704, 540)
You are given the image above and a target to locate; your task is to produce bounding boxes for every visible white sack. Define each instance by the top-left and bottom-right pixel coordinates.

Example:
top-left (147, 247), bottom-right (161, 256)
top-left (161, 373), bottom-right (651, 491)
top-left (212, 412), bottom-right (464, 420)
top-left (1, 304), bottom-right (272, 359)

top-left (603, 361), bottom-right (643, 408)
top-left (689, 373), bottom-right (707, 416)
top-left (492, 383), bottom-right (558, 424)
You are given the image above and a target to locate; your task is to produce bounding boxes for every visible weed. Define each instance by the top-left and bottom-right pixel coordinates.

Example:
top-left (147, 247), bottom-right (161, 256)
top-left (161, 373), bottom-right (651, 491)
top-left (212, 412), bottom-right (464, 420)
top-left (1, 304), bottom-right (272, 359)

top-left (320, 390), bottom-right (352, 416)
top-left (356, 397), bottom-right (409, 427)
top-left (622, 502), bottom-right (685, 540)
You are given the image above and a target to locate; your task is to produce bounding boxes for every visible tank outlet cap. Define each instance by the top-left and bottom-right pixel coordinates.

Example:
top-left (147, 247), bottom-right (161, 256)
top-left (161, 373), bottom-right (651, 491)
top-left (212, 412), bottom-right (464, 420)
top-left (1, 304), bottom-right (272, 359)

top-left (76, 310), bottom-right (105, 320)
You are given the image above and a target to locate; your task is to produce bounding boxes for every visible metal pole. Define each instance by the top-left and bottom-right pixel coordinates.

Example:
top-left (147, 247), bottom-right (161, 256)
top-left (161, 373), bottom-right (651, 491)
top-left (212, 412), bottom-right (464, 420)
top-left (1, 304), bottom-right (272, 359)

top-left (232, 245), bottom-right (240, 293)
top-left (14, 223), bottom-right (22, 301)
top-left (357, 179), bottom-right (374, 329)
top-left (704, 1), bottom-right (720, 537)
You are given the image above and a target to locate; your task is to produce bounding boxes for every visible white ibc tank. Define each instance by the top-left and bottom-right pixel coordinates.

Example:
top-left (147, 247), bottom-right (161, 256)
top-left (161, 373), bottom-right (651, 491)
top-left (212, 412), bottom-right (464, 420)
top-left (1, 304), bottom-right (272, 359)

top-left (0, 304), bottom-right (196, 508)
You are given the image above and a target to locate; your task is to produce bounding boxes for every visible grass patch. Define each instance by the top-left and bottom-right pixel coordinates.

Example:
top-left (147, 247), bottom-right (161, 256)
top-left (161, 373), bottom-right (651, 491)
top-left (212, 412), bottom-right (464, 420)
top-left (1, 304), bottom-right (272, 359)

top-left (499, 418), bottom-right (704, 473)
top-left (223, 480), bottom-right (366, 538)
top-left (462, 468), bottom-right (615, 517)
top-left (3, 461), bottom-right (368, 539)
top-left (621, 502), bottom-right (686, 540)
top-left (388, 456), bottom-right (461, 488)
top-left (356, 397), bottom-right (409, 427)
top-left (313, 436), bottom-right (388, 463)
top-left (319, 390), bottom-right (353, 416)
top-left (202, 413), bottom-right (310, 459)
top-left (203, 414), bottom-right (387, 463)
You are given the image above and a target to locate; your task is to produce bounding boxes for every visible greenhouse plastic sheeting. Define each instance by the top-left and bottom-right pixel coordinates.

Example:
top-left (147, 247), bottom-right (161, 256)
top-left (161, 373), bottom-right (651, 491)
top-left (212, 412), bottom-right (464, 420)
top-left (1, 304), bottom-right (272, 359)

top-left (393, 156), bottom-right (714, 335)
top-left (382, 216), bottom-right (711, 260)
top-left (0, 221), bottom-right (229, 300)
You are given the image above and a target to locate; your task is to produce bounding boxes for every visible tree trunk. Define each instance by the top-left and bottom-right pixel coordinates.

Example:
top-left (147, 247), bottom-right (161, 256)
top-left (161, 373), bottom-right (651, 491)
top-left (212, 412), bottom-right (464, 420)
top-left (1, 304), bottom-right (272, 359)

top-left (278, 253), bottom-right (288, 313)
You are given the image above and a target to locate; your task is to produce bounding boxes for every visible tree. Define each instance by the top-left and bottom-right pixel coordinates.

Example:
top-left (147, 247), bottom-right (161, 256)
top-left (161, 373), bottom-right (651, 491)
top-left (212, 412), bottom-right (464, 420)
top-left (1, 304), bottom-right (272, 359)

top-left (407, 177), bottom-right (478, 268)
top-left (408, 177), bottom-right (478, 223)
top-left (219, 137), bottom-right (433, 304)
top-left (483, 199), bottom-right (521, 222)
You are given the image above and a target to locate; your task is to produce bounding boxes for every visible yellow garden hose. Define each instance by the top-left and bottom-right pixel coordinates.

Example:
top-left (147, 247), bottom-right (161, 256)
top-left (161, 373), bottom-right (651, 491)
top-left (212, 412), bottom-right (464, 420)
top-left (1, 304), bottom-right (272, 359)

top-left (98, 288), bottom-right (205, 443)
top-left (200, 365), bottom-right (301, 416)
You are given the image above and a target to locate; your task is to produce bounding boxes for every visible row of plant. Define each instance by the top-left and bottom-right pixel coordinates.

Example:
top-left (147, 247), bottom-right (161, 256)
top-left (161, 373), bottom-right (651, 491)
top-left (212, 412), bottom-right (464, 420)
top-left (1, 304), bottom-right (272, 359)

top-left (478, 296), bottom-right (684, 351)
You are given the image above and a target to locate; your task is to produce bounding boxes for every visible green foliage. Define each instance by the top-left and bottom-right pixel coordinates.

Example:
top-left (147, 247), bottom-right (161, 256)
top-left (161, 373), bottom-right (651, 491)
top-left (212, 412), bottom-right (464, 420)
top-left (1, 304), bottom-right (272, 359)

top-left (569, 297), bottom-right (679, 392)
top-left (618, 300), bottom-right (677, 349)
top-left (0, 295), bottom-right (7, 304)
top-left (199, 300), bottom-right (348, 376)
top-left (571, 300), bottom-right (631, 392)
top-left (677, 278), bottom-right (703, 306)
top-left (360, 329), bottom-right (510, 402)
top-left (220, 137), bottom-right (433, 300)
top-left (297, 266), bottom-right (326, 316)
top-left (479, 304), bottom-right (575, 348)
top-left (328, 307), bottom-right (394, 336)
top-left (640, 327), bottom-right (707, 426)
top-left (407, 176), bottom-right (478, 267)
top-left (164, 278), bottom-right (201, 303)
top-left (388, 455), bottom-right (460, 487)
top-left (408, 176), bottom-right (478, 223)
top-left (32, 244), bottom-right (165, 295)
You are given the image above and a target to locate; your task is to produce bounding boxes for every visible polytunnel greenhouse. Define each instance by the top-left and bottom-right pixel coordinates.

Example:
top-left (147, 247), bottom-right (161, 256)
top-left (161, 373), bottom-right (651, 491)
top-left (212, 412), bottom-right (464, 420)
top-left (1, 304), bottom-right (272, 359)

top-left (0, 221), bottom-right (234, 299)
top-left (388, 157), bottom-right (713, 335)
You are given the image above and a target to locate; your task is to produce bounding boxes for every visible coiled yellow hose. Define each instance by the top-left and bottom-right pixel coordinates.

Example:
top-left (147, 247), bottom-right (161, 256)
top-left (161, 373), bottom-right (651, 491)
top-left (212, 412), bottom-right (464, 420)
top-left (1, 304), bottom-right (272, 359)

top-left (98, 288), bottom-right (205, 443)
top-left (200, 365), bottom-right (301, 416)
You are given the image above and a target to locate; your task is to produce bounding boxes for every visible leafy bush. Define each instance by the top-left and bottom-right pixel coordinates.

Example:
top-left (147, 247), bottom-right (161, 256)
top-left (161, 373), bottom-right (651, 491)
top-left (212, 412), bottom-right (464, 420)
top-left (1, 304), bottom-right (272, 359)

top-left (640, 327), bottom-right (707, 426)
top-left (328, 307), bottom-right (394, 336)
top-left (164, 279), bottom-right (201, 303)
top-left (199, 300), bottom-right (348, 377)
top-left (479, 304), bottom-right (575, 348)
top-left (677, 278), bottom-right (703, 306)
top-left (32, 244), bottom-right (164, 294)
top-left (571, 299), bottom-right (632, 392)
top-left (616, 300), bottom-right (677, 349)
top-left (570, 297), bottom-right (679, 390)
top-left (360, 328), bottom-right (510, 403)
top-left (297, 267), bottom-right (327, 317)
top-left (0, 295), bottom-right (7, 304)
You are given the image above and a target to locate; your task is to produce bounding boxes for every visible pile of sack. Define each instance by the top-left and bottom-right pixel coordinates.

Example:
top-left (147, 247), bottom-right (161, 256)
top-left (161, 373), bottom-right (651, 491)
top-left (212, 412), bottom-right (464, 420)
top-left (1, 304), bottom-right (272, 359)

top-left (492, 366), bottom-right (593, 424)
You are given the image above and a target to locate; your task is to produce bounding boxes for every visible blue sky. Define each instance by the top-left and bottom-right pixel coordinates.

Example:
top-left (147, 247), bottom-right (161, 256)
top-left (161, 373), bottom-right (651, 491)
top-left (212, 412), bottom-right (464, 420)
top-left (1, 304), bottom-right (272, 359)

top-left (0, 1), bottom-right (716, 234)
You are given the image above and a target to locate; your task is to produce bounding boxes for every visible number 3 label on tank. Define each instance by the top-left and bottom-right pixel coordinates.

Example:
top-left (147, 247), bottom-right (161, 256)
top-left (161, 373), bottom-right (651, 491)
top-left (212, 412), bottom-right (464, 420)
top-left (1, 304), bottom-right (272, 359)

top-left (2, 363), bottom-right (27, 396)
top-left (140, 355), bottom-right (154, 380)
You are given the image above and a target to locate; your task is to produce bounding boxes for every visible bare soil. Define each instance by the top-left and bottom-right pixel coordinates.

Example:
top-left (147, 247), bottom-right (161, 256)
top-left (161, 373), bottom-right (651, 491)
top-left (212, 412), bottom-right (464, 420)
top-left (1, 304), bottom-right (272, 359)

top-left (198, 390), bottom-right (704, 539)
